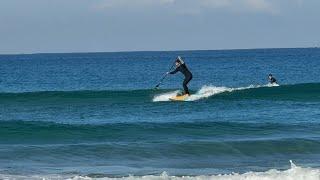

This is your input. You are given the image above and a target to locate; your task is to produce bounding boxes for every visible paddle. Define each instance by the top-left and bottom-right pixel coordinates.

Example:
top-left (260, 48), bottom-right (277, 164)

top-left (154, 61), bottom-right (176, 89)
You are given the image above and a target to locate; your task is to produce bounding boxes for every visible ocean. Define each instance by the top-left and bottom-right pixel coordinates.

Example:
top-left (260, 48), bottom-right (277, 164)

top-left (0, 48), bottom-right (320, 180)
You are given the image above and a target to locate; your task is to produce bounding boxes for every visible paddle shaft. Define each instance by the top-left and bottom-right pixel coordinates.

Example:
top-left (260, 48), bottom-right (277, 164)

top-left (155, 62), bottom-right (176, 88)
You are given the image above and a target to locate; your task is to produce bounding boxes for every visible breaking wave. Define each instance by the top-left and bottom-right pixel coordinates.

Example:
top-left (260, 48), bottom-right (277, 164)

top-left (154, 83), bottom-right (280, 102)
top-left (1, 161), bottom-right (319, 180)
top-left (0, 83), bottom-right (319, 103)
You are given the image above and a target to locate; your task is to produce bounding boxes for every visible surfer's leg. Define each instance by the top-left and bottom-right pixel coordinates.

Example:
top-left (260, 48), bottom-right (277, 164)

top-left (183, 76), bottom-right (192, 95)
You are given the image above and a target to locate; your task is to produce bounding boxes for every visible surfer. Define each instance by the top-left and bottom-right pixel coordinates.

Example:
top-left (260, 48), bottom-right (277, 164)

top-left (268, 74), bottom-right (277, 84)
top-left (167, 56), bottom-right (193, 95)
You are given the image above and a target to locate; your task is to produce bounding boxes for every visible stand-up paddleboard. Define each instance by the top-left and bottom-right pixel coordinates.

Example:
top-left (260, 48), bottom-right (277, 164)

top-left (169, 94), bottom-right (190, 101)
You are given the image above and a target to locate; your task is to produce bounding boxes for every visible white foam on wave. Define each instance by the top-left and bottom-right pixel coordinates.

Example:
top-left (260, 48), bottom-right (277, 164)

top-left (153, 83), bottom-right (279, 102)
top-left (152, 90), bottom-right (180, 102)
top-left (1, 161), bottom-right (319, 180)
top-left (71, 161), bottom-right (319, 180)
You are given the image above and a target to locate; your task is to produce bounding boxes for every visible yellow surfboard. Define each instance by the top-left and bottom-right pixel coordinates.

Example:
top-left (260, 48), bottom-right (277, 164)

top-left (169, 94), bottom-right (190, 101)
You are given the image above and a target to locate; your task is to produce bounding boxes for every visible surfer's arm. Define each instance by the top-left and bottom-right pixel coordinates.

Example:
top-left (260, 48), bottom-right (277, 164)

top-left (169, 68), bottom-right (179, 74)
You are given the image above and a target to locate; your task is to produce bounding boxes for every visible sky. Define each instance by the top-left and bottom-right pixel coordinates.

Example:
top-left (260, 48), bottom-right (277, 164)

top-left (0, 0), bottom-right (319, 54)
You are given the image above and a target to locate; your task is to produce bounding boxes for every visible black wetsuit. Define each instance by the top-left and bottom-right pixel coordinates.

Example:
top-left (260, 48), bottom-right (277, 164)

top-left (270, 77), bottom-right (277, 84)
top-left (170, 64), bottom-right (193, 94)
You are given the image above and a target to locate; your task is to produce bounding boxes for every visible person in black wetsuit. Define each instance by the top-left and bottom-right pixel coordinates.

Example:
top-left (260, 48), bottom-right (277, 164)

top-left (167, 56), bottom-right (193, 95)
top-left (268, 74), bottom-right (277, 84)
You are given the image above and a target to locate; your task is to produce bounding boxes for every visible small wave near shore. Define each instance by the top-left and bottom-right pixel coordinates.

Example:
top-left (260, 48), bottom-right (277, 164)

top-left (1, 161), bottom-right (319, 180)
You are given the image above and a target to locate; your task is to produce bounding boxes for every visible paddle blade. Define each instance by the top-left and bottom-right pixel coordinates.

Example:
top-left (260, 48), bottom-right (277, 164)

top-left (154, 84), bottom-right (160, 89)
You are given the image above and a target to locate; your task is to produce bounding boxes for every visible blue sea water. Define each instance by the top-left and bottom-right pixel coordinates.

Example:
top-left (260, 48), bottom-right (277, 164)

top-left (0, 48), bottom-right (320, 179)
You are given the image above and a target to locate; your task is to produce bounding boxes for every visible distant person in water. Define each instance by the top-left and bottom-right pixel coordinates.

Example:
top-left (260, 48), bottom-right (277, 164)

top-left (167, 56), bottom-right (193, 95)
top-left (268, 74), bottom-right (277, 84)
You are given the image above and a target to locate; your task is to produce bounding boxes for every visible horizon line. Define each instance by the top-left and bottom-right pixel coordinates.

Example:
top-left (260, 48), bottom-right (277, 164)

top-left (0, 46), bottom-right (318, 56)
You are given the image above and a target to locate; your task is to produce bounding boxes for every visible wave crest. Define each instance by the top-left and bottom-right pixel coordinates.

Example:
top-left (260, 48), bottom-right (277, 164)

top-left (153, 83), bottom-right (279, 102)
top-left (72, 161), bottom-right (320, 179)
top-left (0, 83), bottom-right (318, 103)
top-left (1, 161), bottom-right (318, 180)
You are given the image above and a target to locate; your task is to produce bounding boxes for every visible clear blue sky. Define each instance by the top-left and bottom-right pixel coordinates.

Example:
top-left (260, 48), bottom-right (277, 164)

top-left (0, 0), bottom-right (319, 54)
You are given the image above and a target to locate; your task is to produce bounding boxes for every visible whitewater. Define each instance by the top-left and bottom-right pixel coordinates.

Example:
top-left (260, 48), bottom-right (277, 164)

top-left (153, 83), bottom-right (279, 102)
top-left (1, 161), bottom-right (319, 180)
